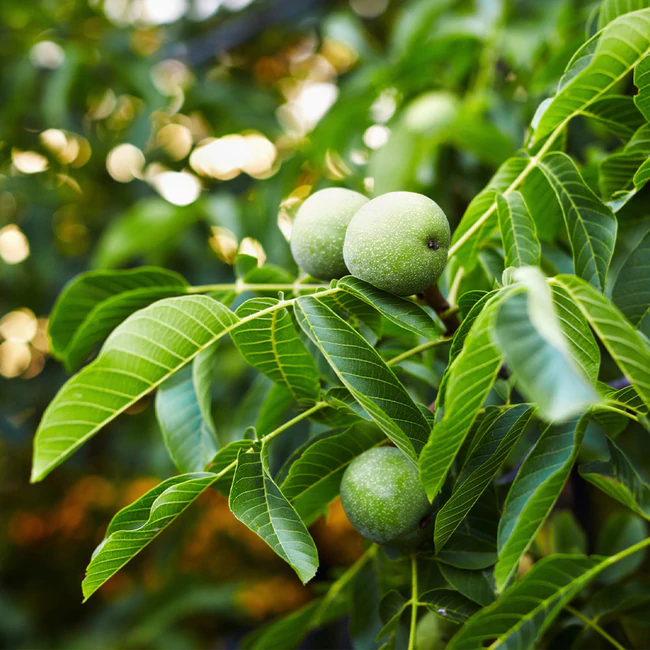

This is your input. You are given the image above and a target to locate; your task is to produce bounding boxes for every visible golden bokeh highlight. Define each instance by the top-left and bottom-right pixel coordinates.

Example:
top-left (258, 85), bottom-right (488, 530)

top-left (106, 143), bottom-right (145, 182)
top-left (40, 129), bottom-right (92, 167)
top-left (363, 124), bottom-right (391, 150)
top-left (209, 226), bottom-right (239, 264)
top-left (238, 237), bottom-right (266, 266)
top-left (12, 149), bottom-right (49, 174)
top-left (0, 309), bottom-right (49, 379)
top-left (156, 123), bottom-right (193, 160)
top-left (190, 132), bottom-right (277, 181)
top-left (0, 225), bottom-right (30, 264)
top-left (150, 169), bottom-right (201, 206)
top-left (0, 340), bottom-right (31, 378)
top-left (0, 308), bottom-right (38, 343)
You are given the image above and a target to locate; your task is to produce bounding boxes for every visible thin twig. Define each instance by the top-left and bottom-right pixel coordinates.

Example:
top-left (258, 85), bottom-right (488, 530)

top-left (387, 338), bottom-right (450, 366)
top-left (407, 555), bottom-right (419, 650)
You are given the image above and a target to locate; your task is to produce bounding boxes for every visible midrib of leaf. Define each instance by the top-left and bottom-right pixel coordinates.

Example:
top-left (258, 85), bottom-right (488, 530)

top-left (448, 37), bottom-right (650, 260)
top-left (270, 308), bottom-right (292, 392)
top-left (488, 536), bottom-right (650, 649)
top-left (32, 288), bottom-right (340, 482)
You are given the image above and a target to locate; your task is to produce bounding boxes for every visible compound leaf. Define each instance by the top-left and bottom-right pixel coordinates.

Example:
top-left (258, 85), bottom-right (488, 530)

top-left (48, 267), bottom-right (188, 372)
top-left (32, 295), bottom-right (240, 482)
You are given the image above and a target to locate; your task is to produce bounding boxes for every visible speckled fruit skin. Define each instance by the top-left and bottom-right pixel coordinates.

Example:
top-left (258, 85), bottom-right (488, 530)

top-left (290, 188), bottom-right (369, 280)
top-left (343, 191), bottom-right (450, 296)
top-left (340, 447), bottom-right (433, 549)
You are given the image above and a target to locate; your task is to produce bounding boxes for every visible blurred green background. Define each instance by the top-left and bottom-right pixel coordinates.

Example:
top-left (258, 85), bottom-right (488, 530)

top-left (0, 0), bottom-right (616, 647)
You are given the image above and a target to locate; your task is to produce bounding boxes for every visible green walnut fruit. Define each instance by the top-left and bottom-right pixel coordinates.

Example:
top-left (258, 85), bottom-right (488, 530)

top-left (415, 612), bottom-right (459, 650)
top-left (343, 191), bottom-right (450, 296)
top-left (340, 447), bottom-right (433, 550)
top-left (290, 188), bottom-right (369, 280)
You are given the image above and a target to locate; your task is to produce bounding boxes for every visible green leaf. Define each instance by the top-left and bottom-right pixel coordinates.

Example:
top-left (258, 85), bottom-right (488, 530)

top-left (419, 589), bottom-right (480, 623)
top-left (155, 345), bottom-right (220, 473)
top-left (580, 437), bottom-right (650, 519)
top-left (551, 283), bottom-right (601, 384)
top-left (496, 192), bottom-right (540, 268)
top-left (229, 443), bottom-right (319, 584)
top-left (319, 289), bottom-right (384, 339)
top-left (451, 530), bottom-right (647, 649)
top-left (581, 95), bottom-right (646, 140)
top-left (447, 554), bottom-right (597, 649)
top-left (536, 152), bottom-right (617, 292)
top-left (337, 276), bottom-right (442, 340)
top-left (493, 289), bottom-right (600, 421)
top-left (231, 297), bottom-right (321, 406)
top-left (93, 198), bottom-right (203, 268)
top-left (376, 590), bottom-right (408, 647)
top-left (294, 296), bottom-right (431, 463)
top-left (31, 295), bottom-right (240, 482)
top-left (600, 124), bottom-right (650, 210)
top-left (438, 564), bottom-right (496, 607)
top-left (530, 10), bottom-right (650, 147)
top-left (420, 295), bottom-right (503, 499)
top-left (281, 423), bottom-right (385, 525)
top-left (48, 267), bottom-right (188, 372)
top-left (597, 512), bottom-right (648, 583)
top-left (634, 51), bottom-right (650, 120)
top-left (437, 533), bottom-right (498, 571)
top-left (494, 417), bottom-right (587, 592)
top-left (612, 228), bottom-right (650, 326)
top-left (552, 274), bottom-right (650, 410)
top-left (451, 154), bottom-right (530, 271)
top-left (598, 0), bottom-right (650, 29)
top-left (82, 472), bottom-right (217, 600)
top-left (435, 405), bottom-right (534, 551)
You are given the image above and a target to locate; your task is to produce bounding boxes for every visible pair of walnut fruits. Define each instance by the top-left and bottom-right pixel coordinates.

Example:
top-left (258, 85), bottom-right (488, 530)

top-left (290, 187), bottom-right (451, 296)
top-left (289, 188), bottom-right (451, 550)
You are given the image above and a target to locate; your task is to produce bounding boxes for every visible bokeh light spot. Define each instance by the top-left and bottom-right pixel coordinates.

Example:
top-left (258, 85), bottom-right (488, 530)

top-left (0, 225), bottom-right (30, 264)
top-left (157, 123), bottom-right (193, 160)
top-left (151, 170), bottom-right (201, 206)
top-left (12, 150), bottom-right (48, 174)
top-left (0, 309), bottom-right (38, 343)
top-left (29, 41), bottom-right (65, 68)
top-left (239, 237), bottom-right (266, 266)
top-left (363, 124), bottom-right (391, 150)
top-left (106, 144), bottom-right (145, 183)
top-left (0, 340), bottom-right (31, 378)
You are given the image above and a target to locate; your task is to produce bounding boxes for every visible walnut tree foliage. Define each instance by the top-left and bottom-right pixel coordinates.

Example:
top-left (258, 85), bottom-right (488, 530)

top-left (26, 1), bottom-right (650, 648)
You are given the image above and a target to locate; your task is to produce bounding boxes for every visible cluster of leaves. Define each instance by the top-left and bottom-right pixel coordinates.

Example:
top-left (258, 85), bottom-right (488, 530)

top-left (21, 1), bottom-right (650, 649)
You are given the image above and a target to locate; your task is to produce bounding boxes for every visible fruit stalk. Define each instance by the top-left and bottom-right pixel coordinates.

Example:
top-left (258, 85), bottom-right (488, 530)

top-left (421, 284), bottom-right (460, 336)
